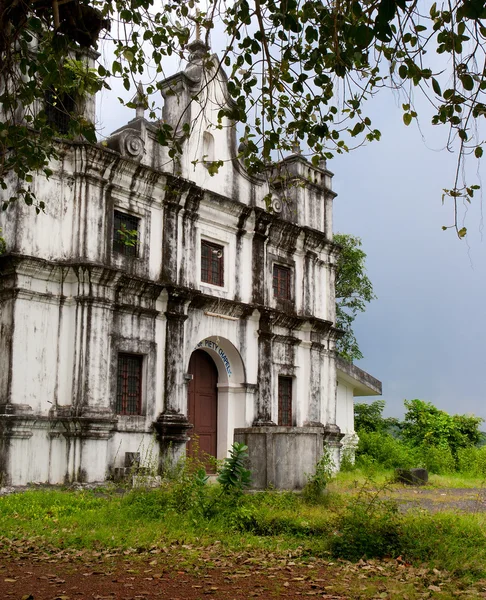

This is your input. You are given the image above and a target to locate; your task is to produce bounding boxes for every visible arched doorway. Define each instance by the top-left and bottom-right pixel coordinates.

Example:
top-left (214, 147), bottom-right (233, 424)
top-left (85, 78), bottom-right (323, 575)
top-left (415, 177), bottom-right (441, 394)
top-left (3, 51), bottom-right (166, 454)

top-left (187, 349), bottom-right (218, 470)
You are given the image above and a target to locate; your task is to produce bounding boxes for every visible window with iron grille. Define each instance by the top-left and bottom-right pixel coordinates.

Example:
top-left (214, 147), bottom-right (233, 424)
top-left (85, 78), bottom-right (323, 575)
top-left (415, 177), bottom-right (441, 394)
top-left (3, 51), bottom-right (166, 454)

top-left (278, 376), bottom-right (293, 426)
top-left (116, 354), bottom-right (143, 415)
top-left (113, 210), bottom-right (140, 257)
top-left (273, 264), bottom-right (292, 300)
top-left (201, 240), bottom-right (224, 286)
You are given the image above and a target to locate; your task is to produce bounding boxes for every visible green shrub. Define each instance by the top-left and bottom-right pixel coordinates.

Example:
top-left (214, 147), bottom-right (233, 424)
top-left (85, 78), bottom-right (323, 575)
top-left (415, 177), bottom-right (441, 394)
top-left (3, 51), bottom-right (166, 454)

top-left (456, 446), bottom-right (486, 477)
top-left (228, 503), bottom-right (298, 536)
top-left (229, 495), bottom-right (332, 537)
top-left (166, 465), bottom-right (209, 514)
top-left (217, 442), bottom-right (251, 494)
top-left (416, 444), bottom-right (456, 474)
top-left (356, 431), bottom-right (416, 470)
top-left (331, 492), bottom-right (403, 560)
top-left (250, 490), bottom-right (300, 510)
top-left (330, 489), bottom-right (486, 575)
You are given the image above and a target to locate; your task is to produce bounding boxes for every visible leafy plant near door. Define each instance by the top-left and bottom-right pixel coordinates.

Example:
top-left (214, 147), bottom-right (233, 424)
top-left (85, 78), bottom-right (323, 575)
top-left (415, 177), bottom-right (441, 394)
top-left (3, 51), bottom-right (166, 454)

top-left (158, 442), bottom-right (251, 518)
top-left (197, 442), bottom-right (251, 518)
top-left (217, 442), bottom-right (251, 495)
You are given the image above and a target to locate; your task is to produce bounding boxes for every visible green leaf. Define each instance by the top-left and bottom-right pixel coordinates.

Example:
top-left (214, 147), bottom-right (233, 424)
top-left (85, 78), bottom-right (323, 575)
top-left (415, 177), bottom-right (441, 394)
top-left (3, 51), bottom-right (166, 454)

top-left (403, 113), bottom-right (412, 125)
top-left (460, 74), bottom-right (474, 91)
top-left (475, 146), bottom-right (483, 158)
top-left (458, 227), bottom-right (467, 238)
top-left (123, 49), bottom-right (134, 62)
top-left (432, 77), bottom-right (441, 96)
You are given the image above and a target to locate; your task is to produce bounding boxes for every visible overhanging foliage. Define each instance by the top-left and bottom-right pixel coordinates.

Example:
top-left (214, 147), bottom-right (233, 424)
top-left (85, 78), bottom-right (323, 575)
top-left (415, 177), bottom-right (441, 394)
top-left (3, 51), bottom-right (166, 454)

top-left (1, 0), bottom-right (486, 234)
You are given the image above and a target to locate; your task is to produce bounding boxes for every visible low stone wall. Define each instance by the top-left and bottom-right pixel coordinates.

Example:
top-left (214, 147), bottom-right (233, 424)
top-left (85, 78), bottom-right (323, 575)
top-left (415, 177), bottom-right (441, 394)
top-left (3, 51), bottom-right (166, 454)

top-left (234, 426), bottom-right (326, 490)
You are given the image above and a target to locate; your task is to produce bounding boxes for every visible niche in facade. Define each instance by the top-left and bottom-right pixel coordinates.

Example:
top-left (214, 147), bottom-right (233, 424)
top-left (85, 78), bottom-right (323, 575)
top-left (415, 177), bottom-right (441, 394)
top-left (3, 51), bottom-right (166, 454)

top-left (203, 131), bottom-right (215, 166)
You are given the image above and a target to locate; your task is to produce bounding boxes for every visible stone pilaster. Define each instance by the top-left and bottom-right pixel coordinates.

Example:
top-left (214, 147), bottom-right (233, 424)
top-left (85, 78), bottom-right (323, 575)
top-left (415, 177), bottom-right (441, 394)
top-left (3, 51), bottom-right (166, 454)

top-left (253, 313), bottom-right (276, 426)
top-left (154, 292), bottom-right (192, 462)
top-left (161, 200), bottom-right (182, 284)
top-left (304, 341), bottom-right (324, 426)
top-left (163, 294), bottom-right (189, 414)
top-left (251, 209), bottom-right (272, 305)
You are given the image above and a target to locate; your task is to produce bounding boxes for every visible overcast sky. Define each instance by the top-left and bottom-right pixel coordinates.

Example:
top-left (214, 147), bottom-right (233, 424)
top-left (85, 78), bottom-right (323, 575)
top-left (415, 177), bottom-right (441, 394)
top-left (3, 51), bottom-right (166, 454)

top-left (97, 43), bottom-right (486, 423)
top-left (332, 92), bottom-right (486, 422)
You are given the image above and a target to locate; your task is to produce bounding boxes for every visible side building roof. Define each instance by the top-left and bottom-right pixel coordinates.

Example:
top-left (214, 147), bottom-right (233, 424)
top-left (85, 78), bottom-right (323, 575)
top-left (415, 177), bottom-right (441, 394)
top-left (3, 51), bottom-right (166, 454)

top-left (336, 357), bottom-right (382, 397)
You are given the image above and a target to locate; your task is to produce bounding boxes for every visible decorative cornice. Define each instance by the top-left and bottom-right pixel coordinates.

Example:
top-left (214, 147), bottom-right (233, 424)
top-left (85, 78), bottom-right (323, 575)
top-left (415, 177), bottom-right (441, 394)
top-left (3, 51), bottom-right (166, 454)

top-left (328, 325), bottom-right (345, 342)
top-left (164, 175), bottom-right (193, 205)
top-left (309, 317), bottom-right (334, 336)
top-left (189, 294), bottom-right (255, 319)
top-left (267, 220), bottom-right (301, 252)
top-left (273, 333), bottom-right (301, 346)
top-left (253, 207), bottom-right (274, 237)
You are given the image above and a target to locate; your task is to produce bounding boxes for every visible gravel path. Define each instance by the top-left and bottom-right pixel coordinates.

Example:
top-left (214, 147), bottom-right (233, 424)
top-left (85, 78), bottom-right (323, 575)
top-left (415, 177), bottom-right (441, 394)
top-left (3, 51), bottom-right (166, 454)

top-left (385, 487), bottom-right (486, 513)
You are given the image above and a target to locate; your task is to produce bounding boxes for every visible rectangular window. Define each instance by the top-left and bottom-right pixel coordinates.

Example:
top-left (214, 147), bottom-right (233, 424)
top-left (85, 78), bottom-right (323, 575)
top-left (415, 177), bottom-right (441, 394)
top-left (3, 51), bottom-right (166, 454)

top-left (201, 240), bottom-right (224, 286)
top-left (113, 210), bottom-right (140, 257)
top-left (116, 354), bottom-right (143, 415)
top-left (45, 89), bottom-right (75, 135)
top-left (273, 264), bottom-right (292, 300)
top-left (278, 376), bottom-right (293, 426)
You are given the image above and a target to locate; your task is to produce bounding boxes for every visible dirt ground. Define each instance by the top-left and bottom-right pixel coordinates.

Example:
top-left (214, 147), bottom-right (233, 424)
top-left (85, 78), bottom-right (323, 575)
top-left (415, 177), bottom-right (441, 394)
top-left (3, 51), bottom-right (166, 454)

top-left (0, 550), bottom-right (352, 600)
top-left (1, 546), bottom-right (484, 600)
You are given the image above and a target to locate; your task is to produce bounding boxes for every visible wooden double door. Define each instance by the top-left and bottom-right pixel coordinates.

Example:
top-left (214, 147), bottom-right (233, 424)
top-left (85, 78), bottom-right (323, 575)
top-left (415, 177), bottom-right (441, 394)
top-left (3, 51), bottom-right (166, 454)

top-left (187, 350), bottom-right (218, 470)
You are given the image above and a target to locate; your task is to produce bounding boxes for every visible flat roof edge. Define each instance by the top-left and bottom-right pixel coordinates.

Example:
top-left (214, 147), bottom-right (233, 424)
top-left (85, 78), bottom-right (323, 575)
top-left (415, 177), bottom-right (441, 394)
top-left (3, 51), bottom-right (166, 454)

top-left (336, 357), bottom-right (382, 396)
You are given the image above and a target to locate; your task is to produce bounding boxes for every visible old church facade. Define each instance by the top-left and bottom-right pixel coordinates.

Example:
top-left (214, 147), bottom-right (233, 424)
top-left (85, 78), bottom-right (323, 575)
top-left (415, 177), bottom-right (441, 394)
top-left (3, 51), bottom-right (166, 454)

top-left (0, 41), bottom-right (381, 488)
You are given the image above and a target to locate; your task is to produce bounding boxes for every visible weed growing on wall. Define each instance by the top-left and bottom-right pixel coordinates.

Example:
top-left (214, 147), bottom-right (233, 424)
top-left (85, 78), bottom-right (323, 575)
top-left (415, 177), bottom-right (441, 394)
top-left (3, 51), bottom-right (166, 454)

top-left (302, 448), bottom-right (335, 504)
top-left (339, 448), bottom-right (356, 473)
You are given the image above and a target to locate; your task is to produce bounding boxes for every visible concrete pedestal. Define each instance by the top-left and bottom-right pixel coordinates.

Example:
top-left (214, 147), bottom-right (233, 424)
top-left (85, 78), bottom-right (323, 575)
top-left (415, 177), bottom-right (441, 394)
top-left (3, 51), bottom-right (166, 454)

top-left (234, 426), bottom-right (326, 490)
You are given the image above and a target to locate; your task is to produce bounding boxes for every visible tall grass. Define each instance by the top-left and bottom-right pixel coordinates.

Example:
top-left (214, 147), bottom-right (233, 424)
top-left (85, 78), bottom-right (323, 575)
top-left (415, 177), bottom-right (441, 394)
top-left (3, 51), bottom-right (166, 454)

top-left (402, 511), bottom-right (486, 576)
